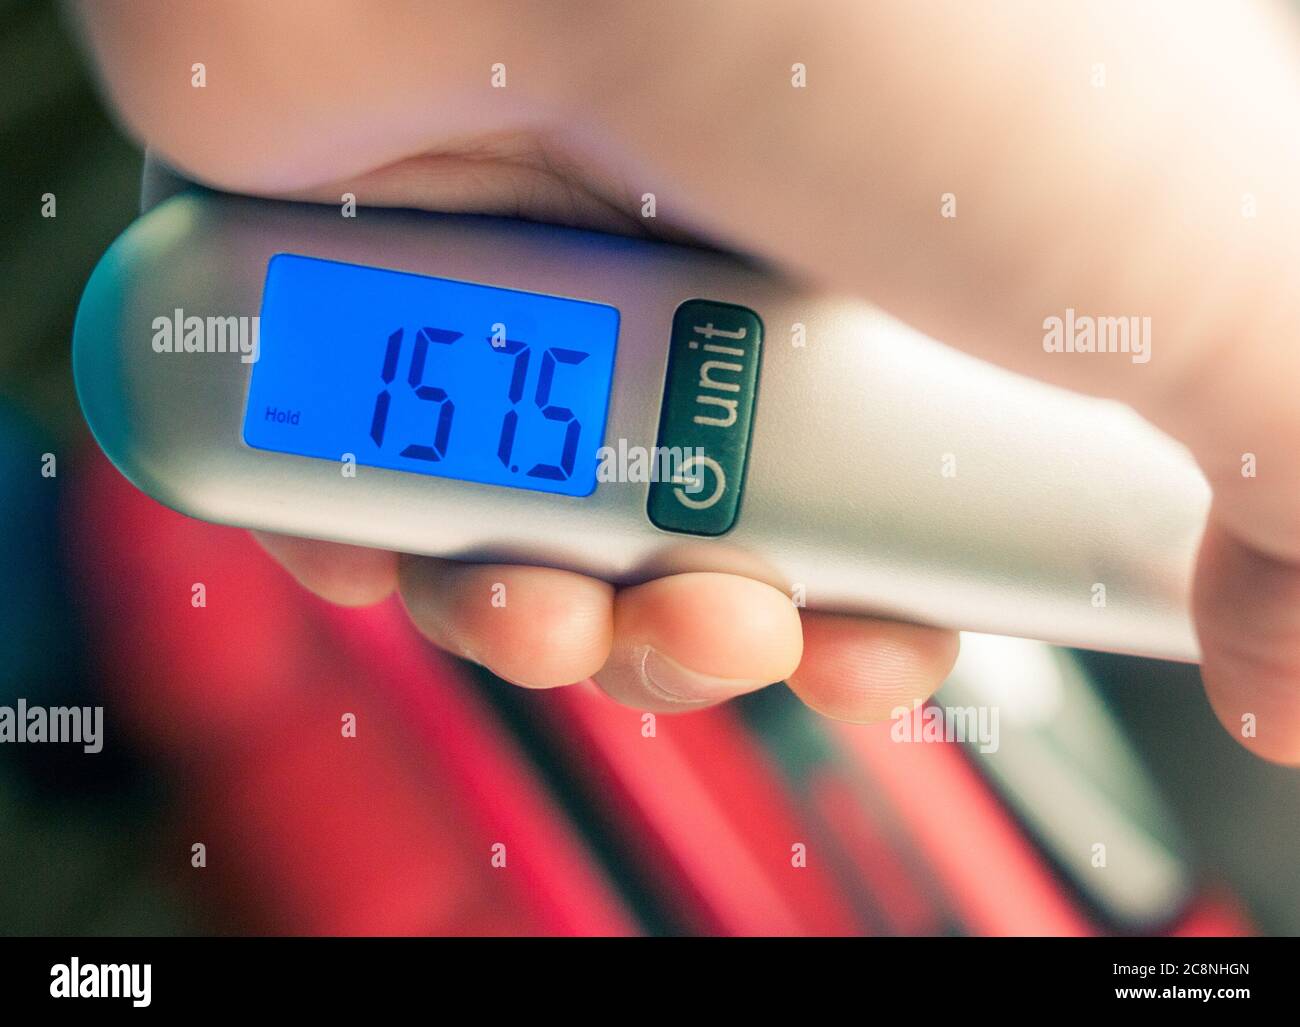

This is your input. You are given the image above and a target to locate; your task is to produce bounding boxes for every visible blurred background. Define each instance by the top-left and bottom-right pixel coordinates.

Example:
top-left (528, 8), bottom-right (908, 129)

top-left (1, 0), bottom-right (1296, 936)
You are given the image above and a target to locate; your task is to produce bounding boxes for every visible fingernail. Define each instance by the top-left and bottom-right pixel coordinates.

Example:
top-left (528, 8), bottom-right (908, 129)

top-left (639, 647), bottom-right (767, 704)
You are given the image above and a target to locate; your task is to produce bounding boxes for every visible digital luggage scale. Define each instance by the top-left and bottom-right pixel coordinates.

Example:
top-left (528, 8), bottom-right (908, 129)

top-left (73, 190), bottom-right (1209, 661)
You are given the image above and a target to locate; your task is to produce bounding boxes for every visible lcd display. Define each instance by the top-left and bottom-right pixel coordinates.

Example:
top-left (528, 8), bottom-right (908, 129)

top-left (243, 254), bottom-right (620, 496)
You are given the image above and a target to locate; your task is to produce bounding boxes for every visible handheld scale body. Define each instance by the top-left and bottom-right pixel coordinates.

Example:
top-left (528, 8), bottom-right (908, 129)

top-left (74, 191), bottom-right (1209, 661)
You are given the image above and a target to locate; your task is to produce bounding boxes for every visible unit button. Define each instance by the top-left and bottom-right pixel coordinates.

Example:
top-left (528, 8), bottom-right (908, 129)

top-left (647, 299), bottom-right (763, 536)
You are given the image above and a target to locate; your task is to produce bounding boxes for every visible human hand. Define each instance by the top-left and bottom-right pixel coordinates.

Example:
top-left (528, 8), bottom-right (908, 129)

top-left (76, 1), bottom-right (1300, 757)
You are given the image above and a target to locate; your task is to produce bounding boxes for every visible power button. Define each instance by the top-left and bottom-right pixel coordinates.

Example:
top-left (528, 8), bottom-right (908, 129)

top-left (647, 299), bottom-right (763, 536)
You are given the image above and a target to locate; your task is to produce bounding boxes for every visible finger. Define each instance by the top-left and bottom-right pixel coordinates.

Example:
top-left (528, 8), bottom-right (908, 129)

top-left (786, 613), bottom-right (959, 724)
top-left (1194, 520), bottom-right (1300, 764)
top-left (252, 531), bottom-right (398, 607)
top-left (71, 0), bottom-right (570, 195)
top-left (593, 573), bottom-right (801, 712)
top-left (398, 558), bottom-right (613, 688)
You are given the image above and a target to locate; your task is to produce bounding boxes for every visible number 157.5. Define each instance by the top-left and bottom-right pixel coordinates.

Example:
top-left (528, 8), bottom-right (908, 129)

top-left (368, 326), bottom-right (590, 481)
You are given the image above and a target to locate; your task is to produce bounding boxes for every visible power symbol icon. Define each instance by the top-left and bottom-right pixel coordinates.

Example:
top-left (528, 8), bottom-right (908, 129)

top-left (672, 455), bottom-right (726, 511)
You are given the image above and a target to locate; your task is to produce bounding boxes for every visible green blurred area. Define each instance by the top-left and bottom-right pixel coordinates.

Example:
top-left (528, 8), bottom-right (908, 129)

top-left (0, 0), bottom-right (140, 438)
top-left (0, 0), bottom-right (197, 935)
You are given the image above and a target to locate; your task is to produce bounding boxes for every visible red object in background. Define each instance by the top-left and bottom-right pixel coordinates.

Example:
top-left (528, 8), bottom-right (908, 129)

top-left (834, 721), bottom-right (1090, 936)
top-left (70, 448), bottom-right (631, 935)
top-left (525, 682), bottom-right (862, 935)
top-left (68, 446), bottom-right (1251, 936)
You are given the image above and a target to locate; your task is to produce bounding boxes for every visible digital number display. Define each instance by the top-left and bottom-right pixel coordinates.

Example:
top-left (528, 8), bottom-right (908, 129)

top-left (243, 254), bottom-right (620, 497)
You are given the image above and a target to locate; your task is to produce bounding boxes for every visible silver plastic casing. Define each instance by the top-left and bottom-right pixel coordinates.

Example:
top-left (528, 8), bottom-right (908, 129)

top-left (74, 190), bottom-right (1209, 661)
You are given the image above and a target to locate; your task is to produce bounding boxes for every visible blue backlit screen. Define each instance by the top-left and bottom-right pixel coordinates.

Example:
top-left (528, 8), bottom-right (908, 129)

top-left (244, 254), bottom-right (620, 497)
